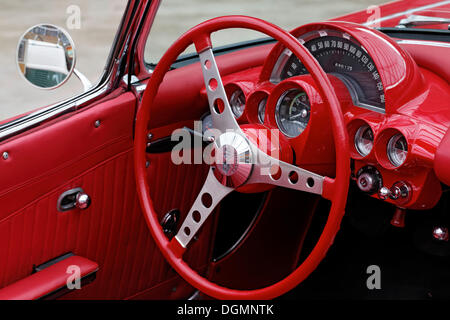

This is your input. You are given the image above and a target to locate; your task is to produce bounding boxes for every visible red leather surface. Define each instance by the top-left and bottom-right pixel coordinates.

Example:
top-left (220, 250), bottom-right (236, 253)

top-left (0, 256), bottom-right (98, 300)
top-left (0, 90), bottom-right (134, 218)
top-left (0, 91), bottom-right (214, 299)
top-left (399, 42), bottom-right (450, 84)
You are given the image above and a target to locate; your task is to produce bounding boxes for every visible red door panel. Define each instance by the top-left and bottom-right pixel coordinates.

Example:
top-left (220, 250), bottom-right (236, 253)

top-left (0, 90), bottom-right (214, 299)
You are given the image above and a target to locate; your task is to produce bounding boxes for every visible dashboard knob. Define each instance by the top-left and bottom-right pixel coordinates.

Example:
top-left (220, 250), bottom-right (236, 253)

top-left (357, 173), bottom-right (376, 193)
top-left (356, 166), bottom-right (382, 194)
top-left (378, 181), bottom-right (411, 203)
top-left (378, 187), bottom-right (391, 200)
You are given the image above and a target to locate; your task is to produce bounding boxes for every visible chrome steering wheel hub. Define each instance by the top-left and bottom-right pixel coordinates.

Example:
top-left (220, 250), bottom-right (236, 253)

top-left (212, 131), bottom-right (253, 188)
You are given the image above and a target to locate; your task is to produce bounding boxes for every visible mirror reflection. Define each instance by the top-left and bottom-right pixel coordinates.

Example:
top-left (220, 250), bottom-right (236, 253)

top-left (17, 24), bottom-right (76, 89)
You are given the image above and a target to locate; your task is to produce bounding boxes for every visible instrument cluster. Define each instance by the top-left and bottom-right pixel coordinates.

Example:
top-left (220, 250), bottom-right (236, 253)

top-left (222, 72), bottom-right (319, 141)
top-left (199, 21), bottom-right (450, 210)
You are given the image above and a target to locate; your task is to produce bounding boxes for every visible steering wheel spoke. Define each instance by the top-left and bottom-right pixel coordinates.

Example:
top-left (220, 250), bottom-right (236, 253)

top-left (248, 148), bottom-right (325, 196)
top-left (174, 167), bottom-right (233, 249)
top-left (196, 42), bottom-right (242, 134)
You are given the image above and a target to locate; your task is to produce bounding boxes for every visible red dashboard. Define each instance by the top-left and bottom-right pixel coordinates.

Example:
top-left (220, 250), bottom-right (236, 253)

top-left (200, 21), bottom-right (450, 210)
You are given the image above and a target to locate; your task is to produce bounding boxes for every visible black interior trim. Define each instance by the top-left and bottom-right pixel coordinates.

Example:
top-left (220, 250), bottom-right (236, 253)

top-left (33, 252), bottom-right (75, 273)
top-left (377, 27), bottom-right (450, 43)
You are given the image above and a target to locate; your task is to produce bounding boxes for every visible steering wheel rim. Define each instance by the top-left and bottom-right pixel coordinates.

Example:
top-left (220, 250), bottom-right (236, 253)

top-left (134, 15), bottom-right (350, 300)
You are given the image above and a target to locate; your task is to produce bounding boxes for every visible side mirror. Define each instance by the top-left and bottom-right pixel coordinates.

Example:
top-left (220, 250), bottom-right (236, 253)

top-left (16, 24), bottom-right (91, 91)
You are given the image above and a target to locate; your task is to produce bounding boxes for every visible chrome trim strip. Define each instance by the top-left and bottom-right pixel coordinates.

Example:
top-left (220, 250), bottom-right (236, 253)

top-left (396, 39), bottom-right (450, 48)
top-left (363, 0), bottom-right (450, 27)
top-left (187, 290), bottom-right (201, 300)
top-left (0, 81), bottom-right (109, 141)
top-left (74, 69), bottom-right (93, 92)
top-left (397, 14), bottom-right (450, 28)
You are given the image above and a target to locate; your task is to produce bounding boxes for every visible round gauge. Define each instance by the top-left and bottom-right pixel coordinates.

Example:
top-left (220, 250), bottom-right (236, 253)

top-left (257, 98), bottom-right (267, 124)
top-left (387, 133), bottom-right (408, 167)
top-left (354, 125), bottom-right (374, 157)
top-left (275, 89), bottom-right (310, 138)
top-left (230, 89), bottom-right (246, 118)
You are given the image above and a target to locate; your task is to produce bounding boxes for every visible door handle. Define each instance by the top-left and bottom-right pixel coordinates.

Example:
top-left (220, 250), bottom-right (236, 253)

top-left (57, 188), bottom-right (91, 212)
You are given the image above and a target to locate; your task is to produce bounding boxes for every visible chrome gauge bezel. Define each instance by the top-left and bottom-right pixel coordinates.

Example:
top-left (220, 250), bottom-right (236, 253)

top-left (387, 133), bottom-right (408, 167)
top-left (230, 88), bottom-right (246, 118)
top-left (275, 88), bottom-right (310, 138)
top-left (354, 124), bottom-right (374, 157)
top-left (257, 98), bottom-right (267, 124)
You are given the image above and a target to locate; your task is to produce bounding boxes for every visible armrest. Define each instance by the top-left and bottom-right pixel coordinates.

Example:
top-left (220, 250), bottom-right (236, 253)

top-left (0, 255), bottom-right (98, 300)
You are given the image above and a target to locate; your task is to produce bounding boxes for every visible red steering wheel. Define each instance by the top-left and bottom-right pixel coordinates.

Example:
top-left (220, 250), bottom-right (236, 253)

top-left (134, 16), bottom-right (350, 300)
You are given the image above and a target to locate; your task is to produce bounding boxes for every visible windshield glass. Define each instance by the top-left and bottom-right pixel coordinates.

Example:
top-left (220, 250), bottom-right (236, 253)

top-left (144, 0), bottom-right (387, 64)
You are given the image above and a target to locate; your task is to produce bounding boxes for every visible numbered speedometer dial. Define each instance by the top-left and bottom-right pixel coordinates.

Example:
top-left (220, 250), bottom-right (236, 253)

top-left (275, 89), bottom-right (310, 138)
top-left (271, 29), bottom-right (385, 112)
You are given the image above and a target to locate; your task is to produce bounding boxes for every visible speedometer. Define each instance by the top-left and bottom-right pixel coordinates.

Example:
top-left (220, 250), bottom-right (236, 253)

top-left (275, 89), bottom-right (310, 138)
top-left (271, 30), bottom-right (385, 112)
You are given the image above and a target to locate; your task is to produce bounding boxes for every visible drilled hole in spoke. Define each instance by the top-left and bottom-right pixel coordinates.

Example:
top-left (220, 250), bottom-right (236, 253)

top-left (184, 227), bottom-right (191, 236)
top-left (307, 177), bottom-right (315, 188)
top-left (213, 98), bottom-right (224, 114)
top-left (204, 59), bottom-right (211, 70)
top-left (192, 211), bottom-right (201, 223)
top-left (201, 193), bottom-right (213, 208)
top-left (270, 164), bottom-right (281, 181)
top-left (289, 171), bottom-right (299, 184)
top-left (209, 78), bottom-right (218, 91)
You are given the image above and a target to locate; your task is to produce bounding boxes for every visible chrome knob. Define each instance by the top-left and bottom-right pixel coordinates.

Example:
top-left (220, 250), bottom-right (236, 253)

top-left (76, 192), bottom-right (91, 210)
top-left (389, 186), bottom-right (402, 200)
top-left (300, 108), bottom-right (309, 118)
top-left (378, 181), bottom-right (411, 203)
top-left (433, 227), bottom-right (449, 241)
top-left (378, 187), bottom-right (391, 200)
top-left (378, 186), bottom-right (401, 200)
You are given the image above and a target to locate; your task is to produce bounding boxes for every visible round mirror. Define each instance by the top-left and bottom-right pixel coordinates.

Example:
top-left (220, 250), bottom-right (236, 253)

top-left (16, 24), bottom-right (76, 89)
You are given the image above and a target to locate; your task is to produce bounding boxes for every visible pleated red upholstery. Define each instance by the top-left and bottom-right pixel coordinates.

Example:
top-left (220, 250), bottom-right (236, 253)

top-left (0, 91), bottom-right (214, 299)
